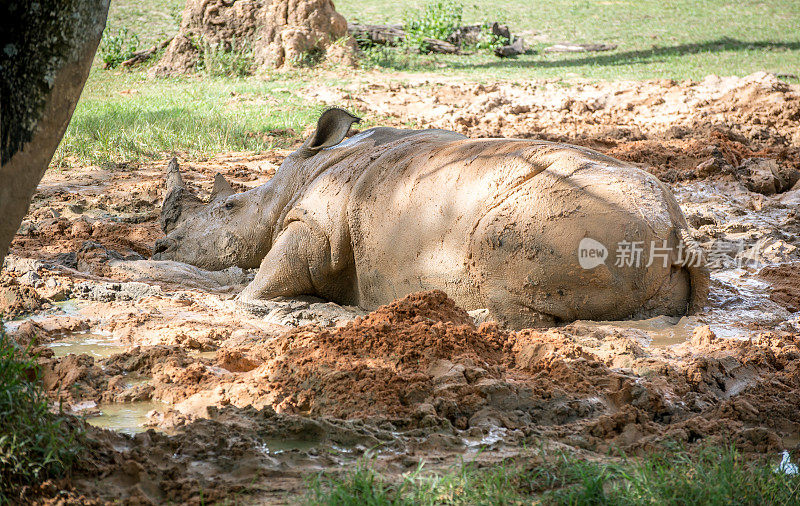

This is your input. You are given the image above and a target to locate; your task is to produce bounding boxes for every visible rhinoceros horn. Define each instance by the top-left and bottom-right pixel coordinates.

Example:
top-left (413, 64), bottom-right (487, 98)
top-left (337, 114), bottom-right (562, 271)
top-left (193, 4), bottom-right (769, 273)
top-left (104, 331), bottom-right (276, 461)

top-left (210, 173), bottom-right (235, 201)
top-left (160, 157), bottom-right (205, 234)
top-left (297, 108), bottom-right (361, 158)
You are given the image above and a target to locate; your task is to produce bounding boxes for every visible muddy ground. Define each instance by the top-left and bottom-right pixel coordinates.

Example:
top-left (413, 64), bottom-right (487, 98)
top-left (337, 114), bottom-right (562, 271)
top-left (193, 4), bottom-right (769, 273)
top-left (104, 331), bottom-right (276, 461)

top-left (3, 72), bottom-right (800, 504)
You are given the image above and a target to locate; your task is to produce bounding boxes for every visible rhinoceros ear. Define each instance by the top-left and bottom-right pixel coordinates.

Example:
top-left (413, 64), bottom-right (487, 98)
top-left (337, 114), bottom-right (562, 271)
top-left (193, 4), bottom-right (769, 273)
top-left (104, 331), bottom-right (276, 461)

top-left (299, 108), bottom-right (361, 158)
top-left (210, 173), bottom-right (235, 201)
top-left (165, 157), bottom-right (184, 191)
top-left (160, 158), bottom-right (204, 234)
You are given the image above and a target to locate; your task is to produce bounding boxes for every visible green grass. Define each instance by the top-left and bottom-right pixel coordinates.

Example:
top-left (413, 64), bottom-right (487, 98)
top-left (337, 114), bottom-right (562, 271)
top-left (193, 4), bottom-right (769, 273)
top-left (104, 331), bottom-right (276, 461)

top-left (106, 0), bottom-right (182, 47)
top-left (0, 327), bottom-right (82, 502)
top-left (339, 0), bottom-right (800, 81)
top-left (55, 0), bottom-right (800, 166)
top-left (55, 70), bottom-right (325, 166)
top-left (306, 444), bottom-right (800, 505)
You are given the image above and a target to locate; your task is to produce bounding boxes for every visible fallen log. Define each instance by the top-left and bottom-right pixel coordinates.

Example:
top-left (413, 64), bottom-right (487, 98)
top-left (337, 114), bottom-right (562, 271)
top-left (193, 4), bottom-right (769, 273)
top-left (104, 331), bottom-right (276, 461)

top-left (422, 37), bottom-right (460, 54)
top-left (348, 23), bottom-right (405, 46)
top-left (121, 37), bottom-right (173, 67)
top-left (349, 21), bottom-right (528, 55)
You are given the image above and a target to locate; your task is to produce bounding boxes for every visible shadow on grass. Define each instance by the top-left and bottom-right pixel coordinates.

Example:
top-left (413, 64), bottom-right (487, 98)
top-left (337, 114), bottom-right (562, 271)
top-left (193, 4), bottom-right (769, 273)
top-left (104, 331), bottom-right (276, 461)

top-left (452, 37), bottom-right (800, 70)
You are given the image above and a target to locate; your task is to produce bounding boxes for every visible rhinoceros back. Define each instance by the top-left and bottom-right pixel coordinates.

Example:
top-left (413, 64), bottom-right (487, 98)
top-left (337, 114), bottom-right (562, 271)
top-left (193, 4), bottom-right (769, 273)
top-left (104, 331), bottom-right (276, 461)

top-left (344, 133), bottom-right (697, 328)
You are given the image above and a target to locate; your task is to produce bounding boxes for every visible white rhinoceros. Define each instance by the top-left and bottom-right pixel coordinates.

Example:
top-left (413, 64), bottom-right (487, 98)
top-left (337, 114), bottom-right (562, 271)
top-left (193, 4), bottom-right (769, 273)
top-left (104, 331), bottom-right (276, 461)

top-left (154, 108), bottom-right (708, 328)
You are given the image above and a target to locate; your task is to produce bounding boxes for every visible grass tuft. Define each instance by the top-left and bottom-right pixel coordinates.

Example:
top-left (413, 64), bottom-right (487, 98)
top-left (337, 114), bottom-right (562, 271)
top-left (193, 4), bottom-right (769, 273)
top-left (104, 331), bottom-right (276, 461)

top-left (99, 27), bottom-right (140, 69)
top-left (306, 444), bottom-right (800, 505)
top-left (198, 36), bottom-right (255, 77)
top-left (292, 46), bottom-right (327, 68)
top-left (0, 326), bottom-right (82, 502)
top-left (403, 0), bottom-right (463, 53)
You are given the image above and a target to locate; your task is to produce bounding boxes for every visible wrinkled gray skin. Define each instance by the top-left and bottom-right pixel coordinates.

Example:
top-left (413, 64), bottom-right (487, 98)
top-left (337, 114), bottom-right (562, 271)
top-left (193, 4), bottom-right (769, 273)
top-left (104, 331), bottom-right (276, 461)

top-left (155, 108), bottom-right (709, 328)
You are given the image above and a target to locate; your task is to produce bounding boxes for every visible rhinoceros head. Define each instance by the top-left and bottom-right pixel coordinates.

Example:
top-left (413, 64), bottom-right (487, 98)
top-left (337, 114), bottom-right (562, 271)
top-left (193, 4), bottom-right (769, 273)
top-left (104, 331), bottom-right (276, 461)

top-left (153, 108), bottom-right (361, 271)
top-left (153, 157), bottom-right (263, 270)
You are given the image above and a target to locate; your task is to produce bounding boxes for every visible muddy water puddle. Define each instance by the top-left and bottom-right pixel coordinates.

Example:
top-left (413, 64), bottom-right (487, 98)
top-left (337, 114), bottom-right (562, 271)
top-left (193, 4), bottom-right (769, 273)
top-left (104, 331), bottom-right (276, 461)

top-left (190, 350), bottom-right (217, 359)
top-left (574, 310), bottom-right (756, 348)
top-left (258, 439), bottom-right (319, 454)
top-left (573, 315), bottom-right (699, 347)
top-left (86, 401), bottom-right (166, 435)
top-left (47, 330), bottom-right (126, 358)
top-left (1, 298), bottom-right (83, 334)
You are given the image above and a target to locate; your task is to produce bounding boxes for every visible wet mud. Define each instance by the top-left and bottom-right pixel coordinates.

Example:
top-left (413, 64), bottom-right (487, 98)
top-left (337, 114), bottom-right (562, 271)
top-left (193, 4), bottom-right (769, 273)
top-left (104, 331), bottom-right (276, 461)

top-left (3, 73), bottom-right (800, 504)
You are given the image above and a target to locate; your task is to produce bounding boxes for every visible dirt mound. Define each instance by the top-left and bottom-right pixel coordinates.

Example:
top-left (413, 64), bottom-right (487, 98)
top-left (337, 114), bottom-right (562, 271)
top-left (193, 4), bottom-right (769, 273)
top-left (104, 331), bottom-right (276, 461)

top-left (307, 72), bottom-right (800, 184)
top-left (252, 293), bottom-right (800, 452)
top-left (256, 0), bottom-right (357, 68)
top-left (0, 276), bottom-right (46, 317)
top-left (256, 290), bottom-right (511, 418)
top-left (759, 263), bottom-right (800, 312)
top-left (74, 290), bottom-right (793, 455)
top-left (151, 0), bottom-right (356, 76)
top-left (29, 289), bottom-right (800, 457)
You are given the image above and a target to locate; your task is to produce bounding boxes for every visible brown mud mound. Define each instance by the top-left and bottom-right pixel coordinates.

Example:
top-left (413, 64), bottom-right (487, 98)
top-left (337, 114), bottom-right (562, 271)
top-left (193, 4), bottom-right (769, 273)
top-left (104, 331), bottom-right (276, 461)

top-left (29, 290), bottom-right (800, 458)
top-left (11, 283), bottom-right (800, 504)
top-left (152, 0), bottom-right (356, 76)
top-left (256, 292), bottom-right (800, 453)
top-left (0, 276), bottom-right (46, 317)
top-left (759, 263), bottom-right (800, 312)
top-left (308, 72), bottom-right (800, 183)
top-left (256, 290), bottom-right (511, 418)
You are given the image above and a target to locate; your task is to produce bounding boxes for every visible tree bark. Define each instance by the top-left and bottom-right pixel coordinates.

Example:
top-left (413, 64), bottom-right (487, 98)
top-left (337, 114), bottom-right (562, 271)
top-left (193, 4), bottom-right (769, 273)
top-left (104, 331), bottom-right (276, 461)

top-left (0, 1), bottom-right (110, 267)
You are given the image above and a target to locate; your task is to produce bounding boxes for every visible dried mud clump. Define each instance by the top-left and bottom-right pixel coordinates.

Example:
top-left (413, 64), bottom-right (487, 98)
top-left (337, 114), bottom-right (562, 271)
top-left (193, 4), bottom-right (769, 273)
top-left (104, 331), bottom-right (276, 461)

top-left (759, 262), bottom-right (800, 312)
top-left (151, 0), bottom-right (356, 76)
top-left (0, 275), bottom-right (46, 317)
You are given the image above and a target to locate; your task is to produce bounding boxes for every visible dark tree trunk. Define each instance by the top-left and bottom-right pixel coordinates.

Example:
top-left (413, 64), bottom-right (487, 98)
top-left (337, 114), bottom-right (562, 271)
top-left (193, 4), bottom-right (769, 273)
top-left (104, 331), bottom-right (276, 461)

top-left (0, 1), bottom-right (110, 267)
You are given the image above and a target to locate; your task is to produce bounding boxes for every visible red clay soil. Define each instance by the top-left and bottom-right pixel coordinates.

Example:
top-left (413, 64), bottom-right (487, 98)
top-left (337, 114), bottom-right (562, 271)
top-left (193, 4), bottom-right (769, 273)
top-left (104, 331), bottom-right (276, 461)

top-left (307, 73), bottom-right (800, 184)
top-left (760, 262), bottom-right (800, 312)
top-left (255, 290), bottom-right (512, 418)
top-left (12, 290), bottom-right (800, 504)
